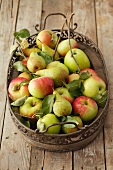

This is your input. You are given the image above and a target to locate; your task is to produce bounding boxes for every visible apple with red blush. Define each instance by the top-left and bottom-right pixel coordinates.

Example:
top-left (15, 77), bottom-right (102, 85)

top-left (28, 77), bottom-right (54, 99)
top-left (8, 77), bottom-right (30, 101)
top-left (72, 96), bottom-right (98, 122)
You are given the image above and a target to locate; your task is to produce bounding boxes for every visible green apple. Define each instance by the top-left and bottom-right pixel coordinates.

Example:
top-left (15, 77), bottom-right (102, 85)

top-left (37, 113), bottom-right (61, 134)
top-left (62, 116), bottom-right (83, 134)
top-left (27, 52), bottom-right (46, 73)
top-left (57, 38), bottom-right (78, 57)
top-left (82, 75), bottom-right (106, 98)
top-left (28, 77), bottom-right (54, 99)
top-left (20, 96), bottom-right (42, 118)
top-left (8, 77), bottom-right (30, 101)
top-left (64, 48), bottom-right (90, 73)
top-left (72, 96), bottom-right (98, 122)
top-left (54, 87), bottom-right (74, 103)
top-left (36, 29), bottom-right (58, 49)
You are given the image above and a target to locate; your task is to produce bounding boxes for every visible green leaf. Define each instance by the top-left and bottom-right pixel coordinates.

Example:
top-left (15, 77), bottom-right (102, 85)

top-left (35, 110), bottom-right (44, 120)
top-left (93, 90), bottom-right (108, 107)
top-left (16, 29), bottom-right (30, 38)
top-left (20, 117), bottom-right (30, 128)
top-left (13, 61), bottom-right (28, 72)
top-left (60, 116), bottom-right (66, 122)
top-left (38, 51), bottom-right (53, 65)
top-left (67, 80), bottom-right (82, 97)
top-left (42, 94), bottom-right (55, 115)
top-left (63, 116), bottom-right (79, 129)
top-left (20, 80), bottom-right (29, 87)
top-left (10, 44), bottom-right (18, 55)
top-left (11, 96), bottom-right (27, 106)
top-left (80, 71), bottom-right (91, 80)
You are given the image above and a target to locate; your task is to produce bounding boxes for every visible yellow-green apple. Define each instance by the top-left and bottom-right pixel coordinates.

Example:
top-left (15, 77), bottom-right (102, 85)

top-left (35, 67), bottom-right (68, 87)
top-left (81, 68), bottom-right (98, 76)
top-left (57, 38), bottom-right (78, 57)
top-left (36, 30), bottom-right (58, 49)
top-left (28, 77), bottom-right (54, 98)
top-left (72, 96), bottom-right (98, 122)
top-left (18, 72), bottom-right (31, 81)
top-left (42, 44), bottom-right (59, 61)
top-left (62, 116), bottom-right (83, 134)
top-left (8, 77), bottom-right (30, 101)
top-left (67, 73), bottom-right (80, 83)
top-left (54, 87), bottom-right (74, 103)
top-left (53, 91), bottom-right (72, 117)
top-left (22, 47), bottom-right (41, 57)
top-left (20, 96), bottom-right (42, 118)
top-left (27, 52), bottom-right (46, 73)
top-left (37, 113), bottom-right (61, 134)
top-left (82, 75), bottom-right (106, 98)
top-left (64, 48), bottom-right (90, 73)
top-left (46, 61), bottom-right (69, 74)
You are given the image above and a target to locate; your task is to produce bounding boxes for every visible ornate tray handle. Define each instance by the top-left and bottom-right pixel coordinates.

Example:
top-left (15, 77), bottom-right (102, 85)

top-left (35, 12), bottom-right (77, 32)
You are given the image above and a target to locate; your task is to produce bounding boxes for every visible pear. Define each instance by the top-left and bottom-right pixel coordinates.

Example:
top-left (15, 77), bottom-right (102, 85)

top-left (46, 61), bottom-right (69, 75)
top-left (42, 44), bottom-right (59, 61)
top-left (53, 92), bottom-right (72, 117)
top-left (27, 52), bottom-right (46, 73)
top-left (22, 47), bottom-right (41, 57)
top-left (35, 67), bottom-right (68, 87)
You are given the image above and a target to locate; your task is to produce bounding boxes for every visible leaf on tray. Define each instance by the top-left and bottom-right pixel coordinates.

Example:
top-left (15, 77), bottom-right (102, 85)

top-left (63, 116), bottom-right (79, 129)
top-left (38, 51), bottom-right (53, 65)
top-left (20, 117), bottom-right (30, 128)
top-left (11, 96), bottom-right (27, 106)
top-left (42, 94), bottom-right (55, 115)
top-left (13, 61), bottom-right (29, 72)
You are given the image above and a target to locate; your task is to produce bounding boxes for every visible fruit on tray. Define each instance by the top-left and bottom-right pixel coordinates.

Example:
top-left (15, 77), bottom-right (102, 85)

top-left (20, 96), bottom-right (42, 118)
top-left (62, 116), bottom-right (83, 134)
top-left (37, 113), bottom-right (61, 134)
top-left (28, 77), bottom-right (54, 99)
top-left (8, 77), bottom-right (30, 101)
top-left (36, 29), bottom-right (58, 49)
top-left (8, 28), bottom-right (108, 134)
top-left (57, 38), bottom-right (78, 57)
top-left (27, 52), bottom-right (46, 73)
top-left (72, 96), bottom-right (98, 122)
top-left (64, 48), bottom-right (90, 72)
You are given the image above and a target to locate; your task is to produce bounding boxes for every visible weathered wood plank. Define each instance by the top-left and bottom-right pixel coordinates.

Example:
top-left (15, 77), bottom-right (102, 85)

top-left (95, 0), bottom-right (113, 169)
top-left (0, 0), bottom-right (43, 170)
top-left (73, 0), bottom-right (106, 169)
top-left (0, 0), bottom-right (19, 144)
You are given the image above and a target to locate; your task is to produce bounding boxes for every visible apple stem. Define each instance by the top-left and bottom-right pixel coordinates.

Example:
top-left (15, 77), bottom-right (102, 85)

top-left (67, 13), bottom-right (81, 73)
top-left (53, 18), bottom-right (67, 60)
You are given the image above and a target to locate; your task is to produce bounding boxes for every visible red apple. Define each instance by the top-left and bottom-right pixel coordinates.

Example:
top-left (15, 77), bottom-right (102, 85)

top-left (36, 30), bottom-right (58, 49)
top-left (8, 77), bottom-right (30, 101)
top-left (28, 77), bottom-right (54, 98)
top-left (72, 96), bottom-right (98, 122)
top-left (81, 68), bottom-right (98, 76)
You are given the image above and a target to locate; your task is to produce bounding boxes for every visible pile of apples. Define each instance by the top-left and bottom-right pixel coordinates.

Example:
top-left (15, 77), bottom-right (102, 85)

top-left (8, 29), bottom-right (107, 134)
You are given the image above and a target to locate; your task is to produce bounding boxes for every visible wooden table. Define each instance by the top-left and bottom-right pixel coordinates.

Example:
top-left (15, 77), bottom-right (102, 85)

top-left (0, 0), bottom-right (113, 169)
